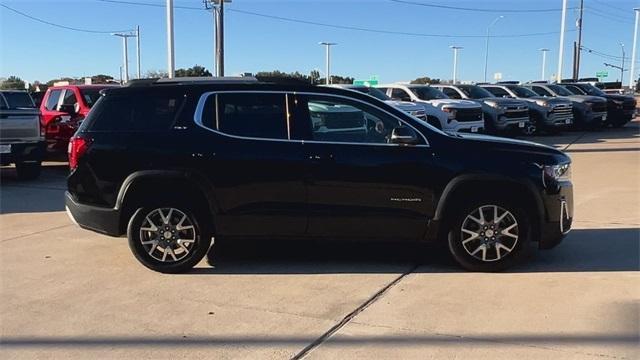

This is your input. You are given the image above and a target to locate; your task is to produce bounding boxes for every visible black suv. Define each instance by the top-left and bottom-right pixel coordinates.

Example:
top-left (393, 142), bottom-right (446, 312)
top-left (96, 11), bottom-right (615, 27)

top-left (65, 78), bottom-right (573, 273)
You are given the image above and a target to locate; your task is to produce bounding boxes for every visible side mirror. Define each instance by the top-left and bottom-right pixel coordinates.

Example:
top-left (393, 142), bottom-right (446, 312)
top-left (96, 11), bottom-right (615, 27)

top-left (58, 104), bottom-right (76, 115)
top-left (390, 126), bottom-right (420, 145)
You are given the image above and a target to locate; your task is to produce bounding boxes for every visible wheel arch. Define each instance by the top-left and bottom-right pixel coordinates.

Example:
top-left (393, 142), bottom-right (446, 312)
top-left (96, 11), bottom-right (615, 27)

top-left (434, 174), bottom-right (544, 241)
top-left (116, 170), bottom-right (219, 235)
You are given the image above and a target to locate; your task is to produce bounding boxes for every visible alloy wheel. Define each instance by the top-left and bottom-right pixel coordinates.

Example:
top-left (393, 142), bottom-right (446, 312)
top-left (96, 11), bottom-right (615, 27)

top-left (460, 205), bottom-right (519, 262)
top-left (139, 208), bottom-right (197, 263)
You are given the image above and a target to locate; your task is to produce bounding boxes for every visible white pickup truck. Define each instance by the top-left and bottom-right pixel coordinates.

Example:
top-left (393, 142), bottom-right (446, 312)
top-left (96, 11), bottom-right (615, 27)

top-left (0, 91), bottom-right (45, 180)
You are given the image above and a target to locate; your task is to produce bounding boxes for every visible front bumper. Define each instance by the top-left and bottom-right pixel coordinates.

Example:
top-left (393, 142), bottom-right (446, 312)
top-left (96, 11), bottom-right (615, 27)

top-left (495, 115), bottom-right (530, 130)
top-left (0, 141), bottom-right (46, 166)
top-left (539, 182), bottom-right (573, 249)
top-left (65, 191), bottom-right (123, 237)
top-left (443, 119), bottom-right (484, 133)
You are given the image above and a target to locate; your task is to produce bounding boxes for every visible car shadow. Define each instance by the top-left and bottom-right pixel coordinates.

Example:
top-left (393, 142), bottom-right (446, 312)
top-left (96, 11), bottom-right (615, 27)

top-left (0, 163), bottom-right (68, 214)
top-left (193, 228), bottom-right (639, 275)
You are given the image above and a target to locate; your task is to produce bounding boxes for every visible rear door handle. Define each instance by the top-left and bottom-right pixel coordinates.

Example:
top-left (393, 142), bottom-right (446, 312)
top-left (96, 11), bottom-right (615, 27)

top-left (308, 154), bottom-right (334, 163)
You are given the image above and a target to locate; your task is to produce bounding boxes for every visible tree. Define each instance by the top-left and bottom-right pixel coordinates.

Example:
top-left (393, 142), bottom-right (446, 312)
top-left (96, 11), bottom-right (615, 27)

top-left (255, 70), bottom-right (312, 84)
top-left (410, 76), bottom-right (441, 85)
top-left (309, 70), bottom-right (321, 85)
top-left (91, 74), bottom-right (114, 84)
top-left (46, 77), bottom-right (77, 87)
top-left (175, 65), bottom-right (212, 78)
top-left (0, 76), bottom-right (26, 90)
top-left (145, 69), bottom-right (169, 79)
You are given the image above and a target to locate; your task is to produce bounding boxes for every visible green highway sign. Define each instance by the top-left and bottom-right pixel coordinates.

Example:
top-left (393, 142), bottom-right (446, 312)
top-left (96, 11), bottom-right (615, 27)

top-left (596, 71), bottom-right (608, 78)
top-left (353, 79), bottom-right (379, 86)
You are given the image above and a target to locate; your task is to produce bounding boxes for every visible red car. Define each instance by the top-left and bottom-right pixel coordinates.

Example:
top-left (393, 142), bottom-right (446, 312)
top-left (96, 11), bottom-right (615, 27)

top-left (40, 85), bottom-right (118, 152)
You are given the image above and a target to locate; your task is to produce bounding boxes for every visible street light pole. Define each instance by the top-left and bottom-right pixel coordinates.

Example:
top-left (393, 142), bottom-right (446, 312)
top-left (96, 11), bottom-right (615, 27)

top-left (450, 46), bottom-right (463, 84)
top-left (540, 48), bottom-right (550, 80)
top-left (484, 16), bottom-right (504, 82)
top-left (136, 25), bottom-right (141, 79)
top-left (166, 0), bottom-right (175, 78)
top-left (557, 0), bottom-right (568, 82)
top-left (319, 42), bottom-right (337, 85)
top-left (620, 42), bottom-right (625, 85)
top-left (629, 8), bottom-right (639, 90)
top-left (112, 33), bottom-right (136, 83)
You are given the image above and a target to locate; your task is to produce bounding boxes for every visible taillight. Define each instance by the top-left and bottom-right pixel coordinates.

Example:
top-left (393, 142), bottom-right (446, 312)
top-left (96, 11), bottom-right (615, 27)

top-left (68, 136), bottom-right (91, 170)
top-left (39, 115), bottom-right (45, 138)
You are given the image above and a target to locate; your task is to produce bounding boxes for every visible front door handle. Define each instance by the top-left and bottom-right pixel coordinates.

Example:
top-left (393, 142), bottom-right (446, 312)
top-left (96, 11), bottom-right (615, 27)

top-left (308, 154), bottom-right (334, 163)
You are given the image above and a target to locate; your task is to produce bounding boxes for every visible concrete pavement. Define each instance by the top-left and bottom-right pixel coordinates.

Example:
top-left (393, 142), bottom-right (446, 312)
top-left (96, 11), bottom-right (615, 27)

top-left (1, 123), bottom-right (638, 359)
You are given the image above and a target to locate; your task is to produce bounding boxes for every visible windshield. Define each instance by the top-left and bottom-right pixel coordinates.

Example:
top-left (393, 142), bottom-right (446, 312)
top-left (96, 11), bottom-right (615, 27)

top-left (507, 86), bottom-right (539, 98)
top-left (547, 85), bottom-right (575, 96)
top-left (411, 86), bottom-right (449, 100)
top-left (80, 88), bottom-right (105, 108)
top-left (457, 85), bottom-right (495, 99)
top-left (1, 92), bottom-right (36, 109)
top-left (351, 87), bottom-right (390, 101)
top-left (575, 84), bottom-right (606, 96)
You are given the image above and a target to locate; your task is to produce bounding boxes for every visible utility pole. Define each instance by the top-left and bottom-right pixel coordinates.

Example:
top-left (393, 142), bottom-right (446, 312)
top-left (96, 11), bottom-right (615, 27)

top-left (205, 0), bottom-right (231, 77)
top-left (557, 0), bottom-right (568, 82)
top-left (572, 0), bottom-right (584, 80)
top-left (450, 46), bottom-right (463, 84)
top-left (540, 48), bottom-right (550, 80)
top-left (630, 8), bottom-right (639, 90)
top-left (319, 42), bottom-right (337, 85)
top-left (112, 32), bottom-right (136, 83)
top-left (136, 25), bottom-right (141, 79)
top-left (484, 15), bottom-right (504, 82)
top-left (166, 0), bottom-right (175, 78)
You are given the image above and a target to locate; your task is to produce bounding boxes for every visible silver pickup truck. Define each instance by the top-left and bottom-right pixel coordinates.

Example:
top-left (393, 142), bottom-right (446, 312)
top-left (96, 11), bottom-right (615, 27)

top-left (0, 90), bottom-right (45, 180)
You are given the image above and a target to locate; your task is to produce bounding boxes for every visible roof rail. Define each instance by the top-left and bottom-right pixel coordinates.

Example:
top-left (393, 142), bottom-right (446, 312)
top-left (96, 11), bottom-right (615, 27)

top-left (496, 81), bottom-right (520, 85)
top-left (529, 80), bottom-right (550, 84)
top-left (125, 76), bottom-right (259, 87)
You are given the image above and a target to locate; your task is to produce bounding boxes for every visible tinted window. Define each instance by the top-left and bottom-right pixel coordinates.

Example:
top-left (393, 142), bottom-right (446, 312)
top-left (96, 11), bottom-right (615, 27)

top-left (62, 89), bottom-right (78, 105)
top-left (573, 84), bottom-right (605, 96)
top-left (216, 93), bottom-right (288, 139)
top-left (45, 89), bottom-right (62, 111)
top-left (299, 95), bottom-right (410, 144)
top-left (440, 87), bottom-right (462, 99)
top-left (1, 92), bottom-right (36, 109)
top-left (87, 94), bottom-right (183, 132)
top-left (351, 87), bottom-right (390, 101)
top-left (508, 86), bottom-right (539, 98)
top-left (457, 85), bottom-right (495, 99)
top-left (483, 87), bottom-right (511, 97)
top-left (547, 85), bottom-right (574, 96)
top-left (390, 88), bottom-right (411, 101)
top-left (531, 86), bottom-right (553, 97)
top-left (80, 88), bottom-right (104, 108)
top-left (563, 85), bottom-right (586, 95)
top-left (412, 86), bottom-right (448, 100)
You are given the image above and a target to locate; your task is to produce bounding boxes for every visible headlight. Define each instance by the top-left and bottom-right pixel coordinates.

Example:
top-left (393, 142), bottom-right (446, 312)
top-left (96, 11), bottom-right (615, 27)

top-left (535, 100), bottom-right (549, 107)
top-left (441, 107), bottom-right (456, 119)
top-left (543, 163), bottom-right (571, 183)
top-left (486, 101), bottom-right (505, 112)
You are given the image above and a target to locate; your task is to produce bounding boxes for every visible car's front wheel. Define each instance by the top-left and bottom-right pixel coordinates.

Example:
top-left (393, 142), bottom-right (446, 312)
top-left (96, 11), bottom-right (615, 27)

top-left (447, 198), bottom-right (531, 272)
top-left (127, 206), bottom-right (211, 273)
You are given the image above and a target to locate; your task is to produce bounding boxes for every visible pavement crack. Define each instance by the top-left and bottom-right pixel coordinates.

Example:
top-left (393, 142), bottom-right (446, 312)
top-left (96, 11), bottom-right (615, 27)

top-left (562, 131), bottom-right (587, 151)
top-left (0, 224), bottom-right (73, 243)
top-left (290, 264), bottom-right (419, 360)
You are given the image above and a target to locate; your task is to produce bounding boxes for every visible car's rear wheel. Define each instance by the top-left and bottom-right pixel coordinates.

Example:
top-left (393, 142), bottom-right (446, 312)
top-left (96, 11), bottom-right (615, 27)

top-left (15, 161), bottom-right (41, 180)
top-left (447, 198), bottom-right (531, 272)
top-left (128, 206), bottom-right (211, 273)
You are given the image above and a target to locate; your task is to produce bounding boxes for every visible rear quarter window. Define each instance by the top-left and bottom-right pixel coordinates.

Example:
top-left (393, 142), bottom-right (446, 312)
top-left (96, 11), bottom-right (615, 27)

top-left (86, 93), bottom-right (185, 132)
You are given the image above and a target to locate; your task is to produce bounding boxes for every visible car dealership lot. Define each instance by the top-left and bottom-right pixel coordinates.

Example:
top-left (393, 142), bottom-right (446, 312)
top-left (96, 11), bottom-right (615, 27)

top-left (1, 124), bottom-right (639, 359)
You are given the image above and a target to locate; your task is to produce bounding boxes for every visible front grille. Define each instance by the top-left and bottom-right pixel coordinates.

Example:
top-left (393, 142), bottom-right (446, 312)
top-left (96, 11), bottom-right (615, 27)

top-left (407, 110), bottom-right (427, 120)
top-left (454, 108), bottom-right (483, 122)
top-left (623, 101), bottom-right (636, 111)
top-left (503, 107), bottom-right (529, 119)
top-left (549, 104), bottom-right (573, 120)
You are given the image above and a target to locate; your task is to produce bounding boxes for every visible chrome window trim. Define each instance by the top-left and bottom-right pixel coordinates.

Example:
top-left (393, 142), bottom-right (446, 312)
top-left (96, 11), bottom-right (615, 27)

top-left (194, 90), bottom-right (430, 147)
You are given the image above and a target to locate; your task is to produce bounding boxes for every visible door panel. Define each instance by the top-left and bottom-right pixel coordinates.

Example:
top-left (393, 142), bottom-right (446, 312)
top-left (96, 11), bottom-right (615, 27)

top-left (293, 93), bottom-right (435, 240)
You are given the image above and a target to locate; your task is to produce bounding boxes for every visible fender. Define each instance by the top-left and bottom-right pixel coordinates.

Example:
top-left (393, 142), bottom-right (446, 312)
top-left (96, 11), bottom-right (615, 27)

top-left (115, 169), bottom-right (220, 216)
top-left (433, 173), bottom-right (545, 222)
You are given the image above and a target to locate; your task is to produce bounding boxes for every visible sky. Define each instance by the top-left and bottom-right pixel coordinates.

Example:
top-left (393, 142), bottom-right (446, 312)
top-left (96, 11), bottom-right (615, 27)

top-left (1, 0), bottom-right (639, 85)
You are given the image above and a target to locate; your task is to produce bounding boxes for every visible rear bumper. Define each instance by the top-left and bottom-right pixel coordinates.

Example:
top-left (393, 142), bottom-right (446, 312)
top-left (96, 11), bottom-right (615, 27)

top-left (65, 191), bottom-right (123, 237)
top-left (0, 141), bottom-right (45, 166)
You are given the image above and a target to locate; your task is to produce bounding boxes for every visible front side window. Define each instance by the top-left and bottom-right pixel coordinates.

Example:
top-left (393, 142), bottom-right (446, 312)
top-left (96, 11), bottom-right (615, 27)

top-left (458, 85), bottom-right (495, 99)
top-left (412, 86), bottom-right (448, 100)
top-left (298, 95), bottom-right (415, 145)
top-left (509, 86), bottom-right (539, 98)
top-left (563, 85), bottom-right (586, 95)
top-left (390, 88), bottom-right (411, 101)
top-left (45, 89), bottom-right (62, 111)
top-left (440, 87), bottom-right (462, 99)
top-left (547, 85), bottom-right (574, 96)
top-left (483, 87), bottom-right (511, 97)
top-left (214, 93), bottom-right (288, 139)
top-left (531, 86), bottom-right (553, 97)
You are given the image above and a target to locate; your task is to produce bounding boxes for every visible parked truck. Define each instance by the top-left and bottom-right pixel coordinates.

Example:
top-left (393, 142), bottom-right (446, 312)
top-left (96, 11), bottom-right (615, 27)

top-left (0, 90), bottom-right (45, 180)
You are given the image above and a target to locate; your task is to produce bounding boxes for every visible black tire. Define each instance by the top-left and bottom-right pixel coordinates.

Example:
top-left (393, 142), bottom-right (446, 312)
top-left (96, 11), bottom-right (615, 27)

top-left (15, 161), bottom-right (41, 180)
top-left (447, 196), bottom-right (532, 272)
top-left (127, 205), bottom-right (212, 273)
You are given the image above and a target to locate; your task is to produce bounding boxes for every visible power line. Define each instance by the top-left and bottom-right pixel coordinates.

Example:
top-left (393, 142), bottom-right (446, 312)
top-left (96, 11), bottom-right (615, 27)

top-left (584, 7), bottom-right (634, 24)
top-left (388, 0), bottom-right (576, 13)
top-left (0, 3), bottom-right (132, 34)
top-left (591, 0), bottom-right (634, 15)
top-left (97, 0), bottom-right (573, 39)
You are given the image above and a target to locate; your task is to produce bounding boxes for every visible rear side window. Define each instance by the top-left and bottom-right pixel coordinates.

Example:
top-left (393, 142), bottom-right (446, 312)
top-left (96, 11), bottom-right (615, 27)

top-left (62, 89), bottom-right (78, 105)
top-left (203, 93), bottom-right (288, 140)
top-left (485, 87), bottom-right (510, 97)
top-left (531, 86), bottom-right (552, 97)
top-left (87, 94), bottom-right (184, 132)
top-left (45, 89), bottom-right (63, 110)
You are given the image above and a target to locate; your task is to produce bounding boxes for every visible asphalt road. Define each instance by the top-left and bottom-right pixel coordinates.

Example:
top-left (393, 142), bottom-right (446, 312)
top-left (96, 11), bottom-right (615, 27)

top-left (1, 123), bottom-right (638, 359)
